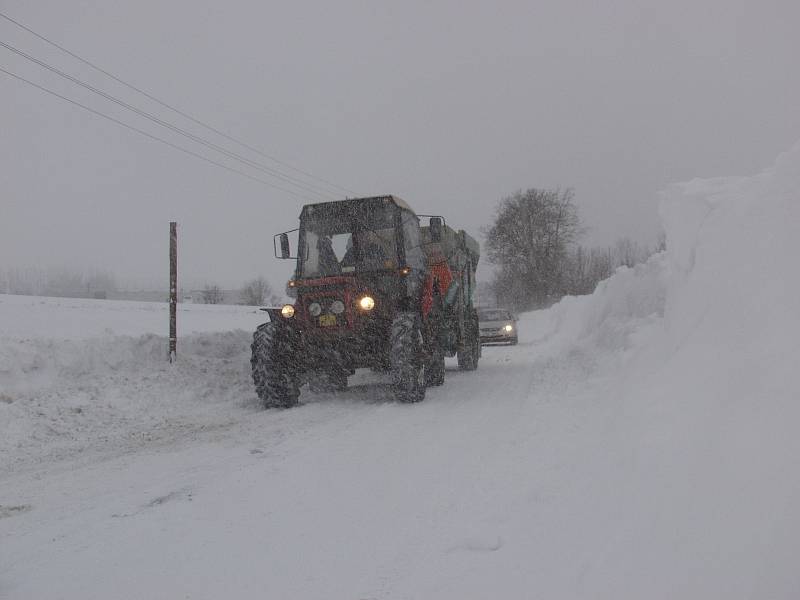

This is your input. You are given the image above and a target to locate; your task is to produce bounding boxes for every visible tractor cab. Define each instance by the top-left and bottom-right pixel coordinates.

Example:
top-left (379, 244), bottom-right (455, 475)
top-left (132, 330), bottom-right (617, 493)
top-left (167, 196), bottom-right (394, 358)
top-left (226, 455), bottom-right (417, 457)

top-left (275, 196), bottom-right (431, 325)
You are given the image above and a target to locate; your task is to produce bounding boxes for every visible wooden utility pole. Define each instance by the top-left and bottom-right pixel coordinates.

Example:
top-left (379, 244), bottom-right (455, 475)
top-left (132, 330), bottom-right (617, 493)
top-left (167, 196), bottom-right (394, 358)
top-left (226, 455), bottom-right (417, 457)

top-left (169, 221), bottom-right (177, 362)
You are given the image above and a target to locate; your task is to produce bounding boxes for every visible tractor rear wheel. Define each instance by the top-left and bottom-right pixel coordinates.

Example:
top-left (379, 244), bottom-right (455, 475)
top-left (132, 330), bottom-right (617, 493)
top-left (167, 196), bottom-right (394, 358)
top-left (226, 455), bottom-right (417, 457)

top-left (457, 327), bottom-right (480, 371)
top-left (251, 323), bottom-right (300, 408)
top-left (390, 312), bottom-right (426, 403)
top-left (426, 345), bottom-right (445, 386)
top-left (425, 291), bottom-right (446, 387)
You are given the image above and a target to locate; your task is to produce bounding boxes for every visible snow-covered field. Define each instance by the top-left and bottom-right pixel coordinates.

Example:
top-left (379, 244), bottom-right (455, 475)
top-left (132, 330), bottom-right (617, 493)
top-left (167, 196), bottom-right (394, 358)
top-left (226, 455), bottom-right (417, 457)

top-left (0, 294), bottom-right (266, 340)
top-left (2, 143), bottom-right (799, 598)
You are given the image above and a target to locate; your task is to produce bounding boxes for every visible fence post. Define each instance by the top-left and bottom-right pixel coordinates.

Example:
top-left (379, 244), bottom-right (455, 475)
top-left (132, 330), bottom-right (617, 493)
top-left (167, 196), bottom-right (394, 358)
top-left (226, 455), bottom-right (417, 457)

top-left (169, 221), bottom-right (177, 362)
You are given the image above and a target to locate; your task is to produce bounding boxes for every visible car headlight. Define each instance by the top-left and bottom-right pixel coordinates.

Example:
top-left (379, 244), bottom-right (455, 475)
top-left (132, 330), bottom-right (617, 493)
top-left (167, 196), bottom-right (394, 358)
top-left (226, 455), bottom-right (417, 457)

top-left (330, 300), bottom-right (345, 314)
top-left (504, 324), bottom-right (513, 332)
top-left (281, 304), bottom-right (295, 318)
top-left (308, 302), bottom-right (322, 317)
top-left (358, 295), bottom-right (375, 311)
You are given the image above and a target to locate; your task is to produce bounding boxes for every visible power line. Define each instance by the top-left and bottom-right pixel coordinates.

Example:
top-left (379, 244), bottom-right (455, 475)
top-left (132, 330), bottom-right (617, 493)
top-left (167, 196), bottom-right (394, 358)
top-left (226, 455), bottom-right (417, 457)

top-left (0, 65), bottom-right (321, 201)
top-left (1, 38), bottom-right (339, 201)
top-left (0, 9), bottom-right (358, 197)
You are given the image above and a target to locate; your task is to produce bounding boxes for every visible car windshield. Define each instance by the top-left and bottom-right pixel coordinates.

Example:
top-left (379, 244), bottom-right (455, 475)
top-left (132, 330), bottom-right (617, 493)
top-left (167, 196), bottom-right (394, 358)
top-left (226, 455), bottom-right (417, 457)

top-left (479, 309), bottom-right (513, 321)
top-left (299, 201), bottom-right (398, 278)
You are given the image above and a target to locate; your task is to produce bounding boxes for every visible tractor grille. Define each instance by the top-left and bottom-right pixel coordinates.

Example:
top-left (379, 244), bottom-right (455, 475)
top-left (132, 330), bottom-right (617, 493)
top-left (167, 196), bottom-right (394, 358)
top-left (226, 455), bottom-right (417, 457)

top-left (306, 296), bottom-right (347, 328)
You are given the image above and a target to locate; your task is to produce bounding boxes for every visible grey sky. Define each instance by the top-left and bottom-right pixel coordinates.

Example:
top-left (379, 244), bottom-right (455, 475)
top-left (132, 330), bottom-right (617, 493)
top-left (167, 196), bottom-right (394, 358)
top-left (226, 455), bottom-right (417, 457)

top-left (2, 0), bottom-right (799, 290)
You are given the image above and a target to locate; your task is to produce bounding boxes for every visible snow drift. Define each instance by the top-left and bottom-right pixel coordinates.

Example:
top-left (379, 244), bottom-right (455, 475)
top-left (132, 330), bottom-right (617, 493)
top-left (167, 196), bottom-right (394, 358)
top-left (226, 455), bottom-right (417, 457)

top-left (521, 252), bottom-right (667, 362)
top-left (604, 143), bottom-right (800, 598)
top-left (0, 298), bottom-right (270, 472)
top-left (0, 330), bottom-right (256, 473)
top-left (521, 142), bottom-right (800, 598)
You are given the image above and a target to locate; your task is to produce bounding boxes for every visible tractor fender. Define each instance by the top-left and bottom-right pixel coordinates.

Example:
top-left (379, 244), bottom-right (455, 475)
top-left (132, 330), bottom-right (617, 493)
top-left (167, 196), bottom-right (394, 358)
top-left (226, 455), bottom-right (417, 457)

top-left (261, 307), bottom-right (289, 323)
top-left (257, 308), bottom-right (305, 366)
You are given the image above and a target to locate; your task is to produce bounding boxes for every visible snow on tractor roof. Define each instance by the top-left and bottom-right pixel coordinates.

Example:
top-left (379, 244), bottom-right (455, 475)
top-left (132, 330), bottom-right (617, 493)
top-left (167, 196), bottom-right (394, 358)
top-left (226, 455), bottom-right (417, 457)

top-left (300, 195), bottom-right (415, 215)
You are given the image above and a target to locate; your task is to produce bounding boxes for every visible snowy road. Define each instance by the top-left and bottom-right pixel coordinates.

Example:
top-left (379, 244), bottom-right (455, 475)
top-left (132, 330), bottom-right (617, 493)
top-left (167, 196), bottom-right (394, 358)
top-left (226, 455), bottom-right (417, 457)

top-left (2, 334), bottom-right (621, 599)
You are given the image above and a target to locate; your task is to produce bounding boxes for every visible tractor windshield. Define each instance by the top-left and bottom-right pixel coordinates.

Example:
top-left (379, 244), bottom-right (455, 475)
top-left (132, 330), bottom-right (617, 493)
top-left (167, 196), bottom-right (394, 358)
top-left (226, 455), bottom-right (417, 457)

top-left (299, 201), bottom-right (399, 278)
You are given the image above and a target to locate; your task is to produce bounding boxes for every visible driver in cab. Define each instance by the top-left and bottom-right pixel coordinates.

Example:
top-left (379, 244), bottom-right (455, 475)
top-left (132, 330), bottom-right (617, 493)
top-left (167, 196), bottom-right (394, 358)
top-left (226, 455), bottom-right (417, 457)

top-left (341, 231), bottom-right (390, 271)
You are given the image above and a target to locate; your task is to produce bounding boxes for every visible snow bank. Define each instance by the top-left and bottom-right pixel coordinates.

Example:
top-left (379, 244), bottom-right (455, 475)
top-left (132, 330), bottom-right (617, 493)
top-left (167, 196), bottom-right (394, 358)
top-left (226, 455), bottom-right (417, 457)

top-left (519, 253), bottom-right (668, 362)
top-left (0, 297), bottom-right (270, 471)
top-left (522, 142), bottom-right (800, 598)
top-left (605, 143), bottom-right (800, 598)
top-left (0, 330), bottom-right (256, 473)
top-left (525, 142), bottom-right (799, 385)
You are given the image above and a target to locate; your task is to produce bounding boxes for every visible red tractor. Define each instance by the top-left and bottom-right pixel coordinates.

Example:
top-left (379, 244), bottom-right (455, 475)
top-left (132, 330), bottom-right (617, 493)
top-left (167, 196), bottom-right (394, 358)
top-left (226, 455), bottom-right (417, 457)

top-left (251, 195), bottom-right (480, 407)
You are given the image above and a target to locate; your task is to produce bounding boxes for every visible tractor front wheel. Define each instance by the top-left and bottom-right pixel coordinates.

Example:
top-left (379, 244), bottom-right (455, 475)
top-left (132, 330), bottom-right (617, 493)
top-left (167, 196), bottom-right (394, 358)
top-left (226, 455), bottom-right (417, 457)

top-left (390, 312), bottom-right (427, 403)
top-left (251, 322), bottom-right (300, 408)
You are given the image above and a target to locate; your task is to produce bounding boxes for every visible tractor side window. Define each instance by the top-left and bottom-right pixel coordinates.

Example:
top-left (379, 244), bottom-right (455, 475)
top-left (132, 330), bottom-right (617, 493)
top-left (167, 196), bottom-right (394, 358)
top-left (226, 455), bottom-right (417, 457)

top-left (402, 213), bottom-right (425, 272)
top-left (303, 230), bottom-right (320, 276)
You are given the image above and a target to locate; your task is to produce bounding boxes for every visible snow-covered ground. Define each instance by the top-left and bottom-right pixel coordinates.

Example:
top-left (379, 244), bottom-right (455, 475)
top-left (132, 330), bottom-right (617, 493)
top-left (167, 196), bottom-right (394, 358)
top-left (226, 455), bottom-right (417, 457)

top-left (0, 294), bottom-right (266, 340)
top-left (2, 143), bottom-right (799, 598)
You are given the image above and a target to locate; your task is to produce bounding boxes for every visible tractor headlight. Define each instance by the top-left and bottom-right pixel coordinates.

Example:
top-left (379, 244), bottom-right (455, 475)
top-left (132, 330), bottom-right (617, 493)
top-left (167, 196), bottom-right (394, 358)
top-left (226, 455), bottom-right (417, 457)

top-left (504, 324), bottom-right (513, 332)
top-left (308, 302), bottom-right (322, 317)
top-left (358, 295), bottom-right (375, 311)
top-left (330, 300), bottom-right (345, 314)
top-left (281, 304), bottom-right (295, 318)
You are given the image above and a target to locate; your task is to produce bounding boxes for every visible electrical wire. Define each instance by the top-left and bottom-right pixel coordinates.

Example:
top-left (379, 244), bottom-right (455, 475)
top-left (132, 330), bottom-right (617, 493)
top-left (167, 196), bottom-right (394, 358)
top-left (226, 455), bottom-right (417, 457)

top-left (0, 64), bottom-right (322, 202)
top-left (0, 9), bottom-right (358, 197)
top-left (1, 39), bottom-right (338, 201)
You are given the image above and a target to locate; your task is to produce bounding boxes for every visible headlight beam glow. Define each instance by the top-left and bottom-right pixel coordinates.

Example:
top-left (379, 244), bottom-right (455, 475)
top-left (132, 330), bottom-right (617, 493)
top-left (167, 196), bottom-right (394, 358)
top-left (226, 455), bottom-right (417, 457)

top-left (358, 295), bottom-right (375, 311)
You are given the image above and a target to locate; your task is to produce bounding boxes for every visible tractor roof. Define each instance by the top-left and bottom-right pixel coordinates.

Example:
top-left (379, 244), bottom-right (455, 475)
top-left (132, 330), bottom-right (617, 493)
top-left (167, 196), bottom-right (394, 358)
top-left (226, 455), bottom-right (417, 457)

top-left (300, 195), bottom-right (415, 217)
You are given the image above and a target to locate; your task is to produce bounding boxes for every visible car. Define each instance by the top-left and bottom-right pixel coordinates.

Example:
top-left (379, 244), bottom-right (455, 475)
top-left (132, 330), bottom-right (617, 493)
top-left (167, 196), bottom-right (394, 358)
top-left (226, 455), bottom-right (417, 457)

top-left (478, 307), bottom-right (518, 345)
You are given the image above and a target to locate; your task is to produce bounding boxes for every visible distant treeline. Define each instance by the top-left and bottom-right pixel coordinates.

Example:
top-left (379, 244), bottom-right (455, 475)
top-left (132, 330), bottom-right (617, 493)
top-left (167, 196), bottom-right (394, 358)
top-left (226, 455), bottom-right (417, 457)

top-left (1, 267), bottom-right (118, 297)
top-left (198, 277), bottom-right (281, 306)
top-left (1, 267), bottom-right (284, 306)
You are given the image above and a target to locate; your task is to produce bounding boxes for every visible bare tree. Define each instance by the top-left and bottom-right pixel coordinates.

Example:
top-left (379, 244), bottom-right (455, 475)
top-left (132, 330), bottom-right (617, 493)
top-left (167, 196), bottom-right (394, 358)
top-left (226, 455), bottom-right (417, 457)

top-left (612, 237), bottom-right (655, 269)
top-left (483, 188), bottom-right (583, 310)
top-left (201, 284), bottom-right (224, 304)
top-left (563, 238), bottom-right (658, 297)
top-left (240, 277), bottom-right (278, 306)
